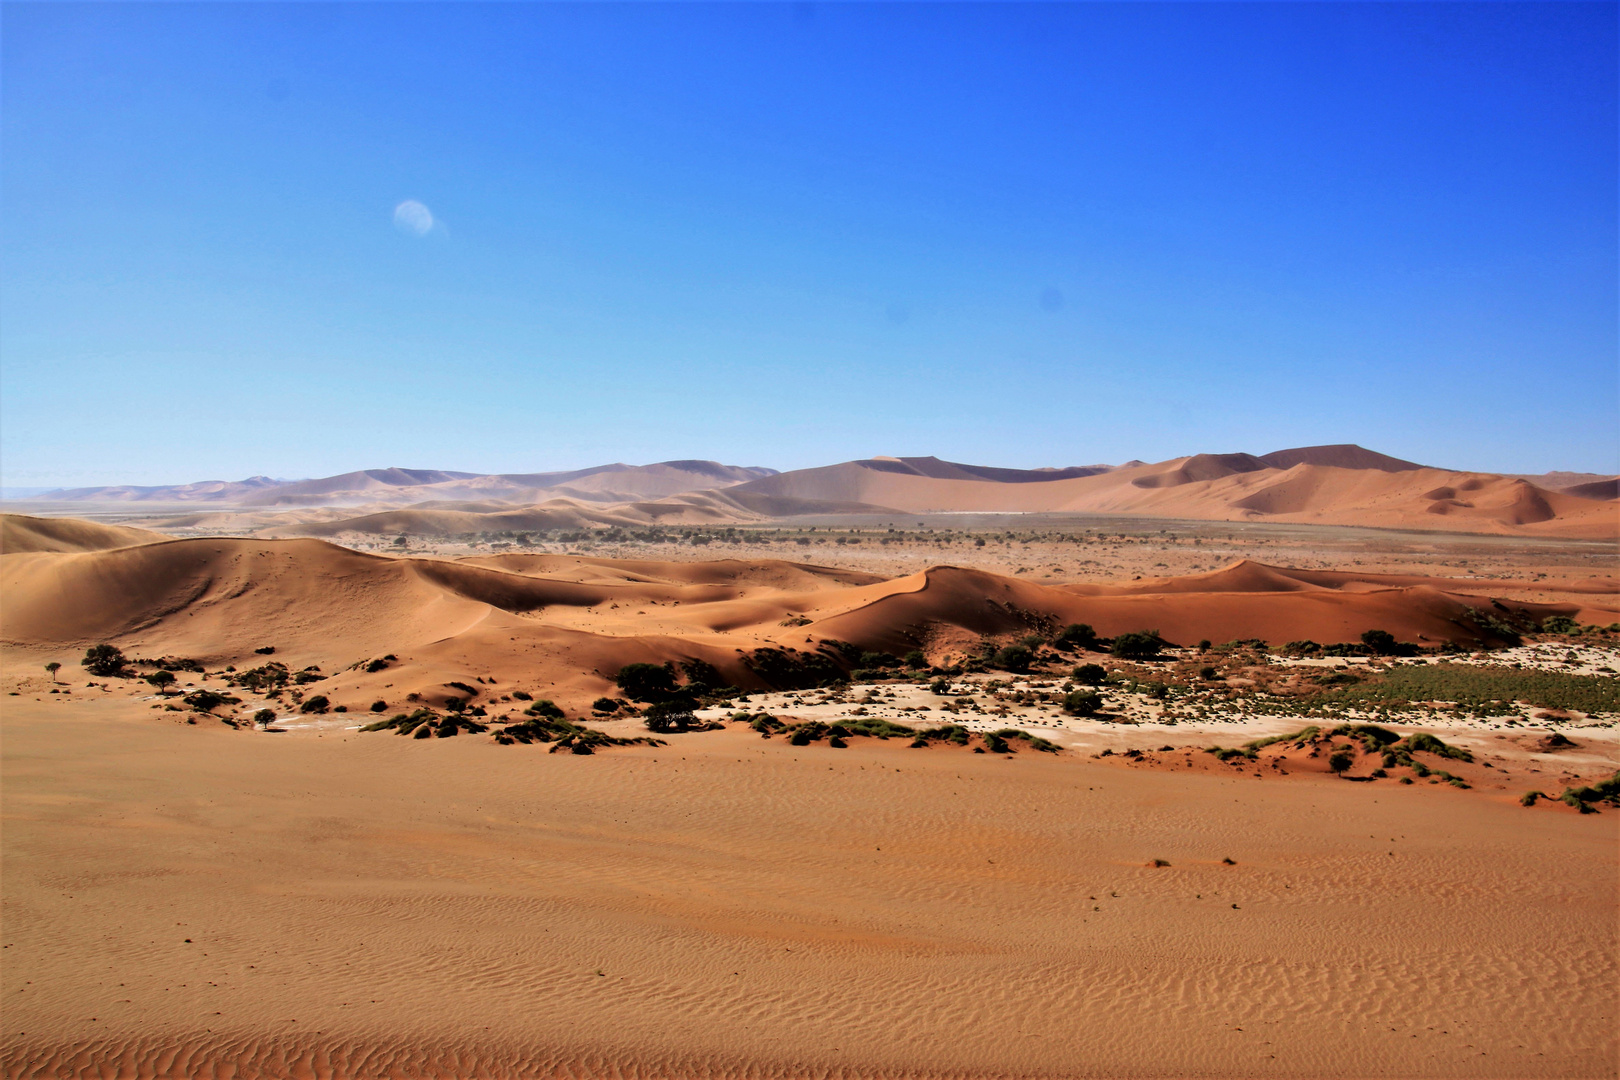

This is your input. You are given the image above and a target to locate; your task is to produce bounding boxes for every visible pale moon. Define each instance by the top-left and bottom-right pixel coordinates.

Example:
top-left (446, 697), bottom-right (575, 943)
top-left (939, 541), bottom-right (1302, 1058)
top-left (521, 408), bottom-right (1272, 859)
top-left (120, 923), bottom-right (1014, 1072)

top-left (393, 200), bottom-right (433, 236)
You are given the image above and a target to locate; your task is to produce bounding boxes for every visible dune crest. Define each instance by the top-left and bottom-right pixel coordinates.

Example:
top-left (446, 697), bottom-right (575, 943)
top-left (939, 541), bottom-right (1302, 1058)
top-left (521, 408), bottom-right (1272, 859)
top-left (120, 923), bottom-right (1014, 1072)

top-left (0, 513), bottom-right (168, 554)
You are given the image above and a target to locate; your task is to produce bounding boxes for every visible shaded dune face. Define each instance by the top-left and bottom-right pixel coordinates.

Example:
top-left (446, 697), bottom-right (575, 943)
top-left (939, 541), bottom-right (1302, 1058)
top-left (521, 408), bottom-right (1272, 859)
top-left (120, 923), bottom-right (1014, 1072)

top-left (4, 528), bottom-right (1609, 713)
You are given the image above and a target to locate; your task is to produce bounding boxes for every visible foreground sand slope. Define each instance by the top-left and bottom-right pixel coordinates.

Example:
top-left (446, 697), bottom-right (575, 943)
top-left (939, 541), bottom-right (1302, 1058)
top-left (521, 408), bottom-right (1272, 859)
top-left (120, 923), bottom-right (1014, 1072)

top-left (1, 701), bottom-right (1615, 1079)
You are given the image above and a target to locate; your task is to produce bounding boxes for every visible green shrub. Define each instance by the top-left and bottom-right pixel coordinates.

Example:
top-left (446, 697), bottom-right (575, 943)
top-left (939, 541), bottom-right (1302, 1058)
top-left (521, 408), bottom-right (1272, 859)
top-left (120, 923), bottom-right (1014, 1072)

top-left (913, 724), bottom-right (971, 746)
top-left (642, 701), bottom-right (701, 734)
top-left (1111, 631), bottom-right (1165, 660)
top-left (1062, 690), bottom-right (1103, 716)
top-left (1244, 726), bottom-right (1318, 752)
top-left (1072, 663), bottom-right (1106, 686)
top-left (1395, 733), bottom-right (1473, 762)
top-left (903, 650), bottom-right (928, 669)
top-left (299, 694), bottom-right (330, 714)
top-left (993, 644), bottom-right (1035, 673)
top-left (746, 647), bottom-right (845, 689)
top-left (679, 658), bottom-right (723, 690)
top-left (1328, 748), bottom-right (1354, 775)
top-left (1540, 615), bottom-right (1579, 634)
top-left (989, 728), bottom-right (1059, 753)
top-left (1360, 630), bottom-right (1398, 655)
top-left (183, 689), bottom-right (240, 713)
top-left (369, 699), bottom-right (387, 712)
top-left (1330, 723), bottom-right (1399, 752)
top-left (1057, 623), bottom-right (1098, 650)
top-left (615, 662), bottom-right (678, 702)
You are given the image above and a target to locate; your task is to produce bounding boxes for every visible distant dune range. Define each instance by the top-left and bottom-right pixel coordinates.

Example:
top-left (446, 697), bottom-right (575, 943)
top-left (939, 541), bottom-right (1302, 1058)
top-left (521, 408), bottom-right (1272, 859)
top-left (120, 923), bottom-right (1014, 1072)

top-left (26, 445), bottom-right (1615, 540)
top-left (4, 515), bottom-right (1613, 713)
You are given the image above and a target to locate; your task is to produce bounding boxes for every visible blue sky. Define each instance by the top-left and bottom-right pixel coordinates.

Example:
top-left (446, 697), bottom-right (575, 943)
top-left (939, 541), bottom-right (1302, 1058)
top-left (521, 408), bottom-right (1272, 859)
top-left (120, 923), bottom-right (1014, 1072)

top-left (2, 2), bottom-right (1615, 488)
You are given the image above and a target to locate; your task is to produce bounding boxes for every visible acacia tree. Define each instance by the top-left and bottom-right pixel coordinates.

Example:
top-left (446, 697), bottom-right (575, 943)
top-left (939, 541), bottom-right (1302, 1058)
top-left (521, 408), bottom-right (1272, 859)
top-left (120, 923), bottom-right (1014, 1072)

top-left (44, 661), bottom-right (60, 683)
top-left (146, 670), bottom-right (177, 695)
top-left (81, 644), bottom-right (127, 677)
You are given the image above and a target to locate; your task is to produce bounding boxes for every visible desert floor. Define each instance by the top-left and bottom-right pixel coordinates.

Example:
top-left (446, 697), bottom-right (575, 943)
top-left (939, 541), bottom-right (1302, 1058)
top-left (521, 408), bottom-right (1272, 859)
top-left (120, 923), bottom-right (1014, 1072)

top-left (324, 515), bottom-right (1619, 610)
top-left (3, 691), bottom-right (1616, 1080)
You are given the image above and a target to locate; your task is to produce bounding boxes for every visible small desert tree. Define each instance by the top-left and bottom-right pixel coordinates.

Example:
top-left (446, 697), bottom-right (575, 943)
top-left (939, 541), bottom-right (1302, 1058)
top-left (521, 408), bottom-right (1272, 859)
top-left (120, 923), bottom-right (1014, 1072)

top-left (1071, 663), bottom-right (1106, 686)
top-left (615, 662), bottom-right (678, 702)
top-left (1111, 631), bottom-right (1165, 661)
top-left (1360, 629), bottom-right (1398, 656)
top-left (1062, 689), bottom-right (1102, 716)
top-left (1056, 623), bottom-right (1098, 651)
top-left (44, 661), bottom-right (61, 683)
top-left (993, 644), bottom-right (1035, 673)
top-left (1328, 747), bottom-right (1355, 777)
top-left (146, 670), bottom-right (177, 695)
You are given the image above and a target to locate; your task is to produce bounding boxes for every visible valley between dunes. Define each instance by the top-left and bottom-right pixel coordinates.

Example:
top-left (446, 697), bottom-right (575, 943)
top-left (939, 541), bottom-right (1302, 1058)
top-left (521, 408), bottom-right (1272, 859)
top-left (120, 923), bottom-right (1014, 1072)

top-left (2, 514), bottom-right (1617, 1079)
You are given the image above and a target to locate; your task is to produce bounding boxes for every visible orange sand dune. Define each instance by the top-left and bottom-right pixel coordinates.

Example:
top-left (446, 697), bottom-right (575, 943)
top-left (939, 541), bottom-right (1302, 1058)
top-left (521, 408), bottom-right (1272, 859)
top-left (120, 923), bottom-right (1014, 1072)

top-left (729, 459), bottom-right (1617, 538)
top-left (277, 456), bottom-right (1608, 541)
top-left (0, 513), bottom-right (168, 554)
top-left (4, 527), bottom-right (1607, 714)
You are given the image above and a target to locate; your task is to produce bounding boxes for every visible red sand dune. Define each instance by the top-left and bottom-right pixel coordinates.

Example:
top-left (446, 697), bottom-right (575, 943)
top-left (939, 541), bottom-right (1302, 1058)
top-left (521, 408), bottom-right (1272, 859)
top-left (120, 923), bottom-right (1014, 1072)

top-left (0, 513), bottom-right (168, 554)
top-left (4, 521), bottom-right (1609, 713)
top-left (724, 455), bottom-right (1617, 538)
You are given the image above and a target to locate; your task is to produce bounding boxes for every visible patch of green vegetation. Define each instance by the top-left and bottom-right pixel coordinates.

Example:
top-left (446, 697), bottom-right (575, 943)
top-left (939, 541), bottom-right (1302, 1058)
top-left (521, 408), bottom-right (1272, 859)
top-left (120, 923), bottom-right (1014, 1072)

top-left (1321, 664), bottom-right (1619, 716)
top-left (1206, 746), bottom-right (1253, 762)
top-left (1393, 732), bottom-right (1473, 762)
top-left (1329, 723), bottom-right (1399, 752)
top-left (361, 707), bottom-right (487, 738)
top-left (1111, 630), bottom-right (1167, 660)
top-left (745, 647), bottom-right (847, 690)
top-left (496, 714), bottom-right (659, 750)
top-left (1557, 772), bottom-right (1620, 813)
top-left (839, 717), bottom-right (922, 739)
top-left (1062, 689), bottom-right (1103, 716)
top-left (988, 728), bottom-right (1059, 753)
top-left (1243, 726), bottom-right (1319, 752)
top-left (182, 689), bottom-right (241, 713)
